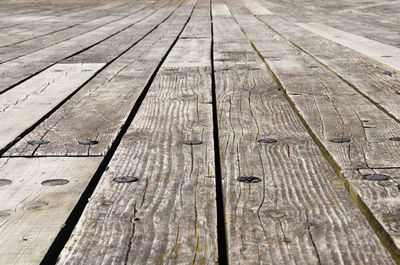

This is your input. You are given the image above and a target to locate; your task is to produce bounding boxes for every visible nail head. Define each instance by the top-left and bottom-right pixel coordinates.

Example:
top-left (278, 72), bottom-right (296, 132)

top-left (41, 179), bottom-right (70, 186)
top-left (78, 140), bottom-right (99, 145)
top-left (258, 138), bottom-right (277, 144)
top-left (113, 176), bottom-right (138, 183)
top-left (330, 138), bottom-right (350, 143)
top-left (237, 176), bottom-right (262, 183)
top-left (0, 179), bottom-right (12, 186)
top-left (364, 174), bottom-right (390, 181)
top-left (183, 140), bottom-right (202, 145)
top-left (28, 139), bottom-right (49, 145)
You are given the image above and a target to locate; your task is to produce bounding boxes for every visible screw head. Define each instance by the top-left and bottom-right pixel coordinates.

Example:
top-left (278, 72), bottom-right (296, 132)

top-left (28, 139), bottom-right (49, 145)
top-left (78, 140), bottom-right (99, 145)
top-left (237, 176), bottom-right (262, 183)
top-left (41, 179), bottom-right (70, 186)
top-left (330, 138), bottom-right (350, 143)
top-left (258, 138), bottom-right (277, 143)
top-left (0, 179), bottom-right (12, 186)
top-left (383, 71), bottom-right (393, 76)
top-left (364, 174), bottom-right (390, 181)
top-left (183, 140), bottom-right (202, 145)
top-left (113, 176), bottom-right (138, 183)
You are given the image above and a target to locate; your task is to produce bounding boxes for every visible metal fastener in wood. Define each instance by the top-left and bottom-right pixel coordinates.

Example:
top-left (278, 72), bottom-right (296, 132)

top-left (78, 140), bottom-right (99, 145)
top-left (258, 138), bottom-right (277, 143)
top-left (363, 174), bottom-right (390, 181)
top-left (237, 176), bottom-right (262, 183)
top-left (330, 138), bottom-right (350, 143)
top-left (28, 139), bottom-right (50, 145)
top-left (0, 179), bottom-right (12, 186)
top-left (41, 179), bottom-right (70, 186)
top-left (113, 176), bottom-right (139, 183)
top-left (183, 140), bottom-right (202, 145)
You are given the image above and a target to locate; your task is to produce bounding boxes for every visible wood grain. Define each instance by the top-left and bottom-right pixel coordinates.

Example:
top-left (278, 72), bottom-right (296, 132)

top-left (226, 0), bottom-right (400, 260)
top-left (58, 1), bottom-right (218, 263)
top-left (0, 63), bottom-right (104, 152)
top-left (6, 0), bottom-right (195, 157)
top-left (213, 0), bottom-right (396, 263)
top-left (0, 157), bottom-right (102, 265)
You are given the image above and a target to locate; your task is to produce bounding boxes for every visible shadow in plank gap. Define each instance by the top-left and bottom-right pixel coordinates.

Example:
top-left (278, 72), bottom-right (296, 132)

top-left (0, 63), bottom-right (104, 154)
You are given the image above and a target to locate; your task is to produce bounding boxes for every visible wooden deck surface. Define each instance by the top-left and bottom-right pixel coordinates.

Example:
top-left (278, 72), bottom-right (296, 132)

top-left (0, 0), bottom-right (399, 264)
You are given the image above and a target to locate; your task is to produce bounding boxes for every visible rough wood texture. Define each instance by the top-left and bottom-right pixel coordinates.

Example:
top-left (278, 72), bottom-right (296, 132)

top-left (226, 0), bottom-right (400, 260)
top-left (58, 1), bottom-right (219, 264)
top-left (212, 1), bottom-right (395, 264)
top-left (0, 63), bottom-right (104, 152)
top-left (297, 22), bottom-right (400, 71)
top-left (0, 0), bottom-right (167, 92)
top-left (256, 15), bottom-right (400, 122)
top-left (0, 157), bottom-right (102, 265)
top-left (0, 0), bottom-right (399, 264)
top-left (6, 0), bottom-right (193, 157)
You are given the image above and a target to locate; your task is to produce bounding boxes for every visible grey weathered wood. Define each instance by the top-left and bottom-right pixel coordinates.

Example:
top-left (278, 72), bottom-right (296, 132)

top-left (63, 0), bottom-right (182, 63)
top-left (0, 1), bottom-right (137, 47)
top-left (226, 0), bottom-right (400, 260)
top-left (0, 2), bottom-right (150, 61)
top-left (0, 157), bottom-right (102, 265)
top-left (6, 1), bottom-right (194, 157)
top-left (256, 15), bottom-right (400, 122)
top-left (342, 168), bottom-right (400, 255)
top-left (58, 1), bottom-right (218, 263)
top-left (214, 0), bottom-right (396, 264)
top-left (0, 0), bottom-right (169, 93)
top-left (0, 63), bottom-right (104, 152)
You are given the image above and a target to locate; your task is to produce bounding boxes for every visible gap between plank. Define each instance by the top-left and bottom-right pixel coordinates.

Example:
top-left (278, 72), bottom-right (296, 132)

top-left (39, 1), bottom-right (198, 264)
top-left (0, 0), bottom-right (174, 96)
top-left (253, 15), bottom-right (400, 125)
top-left (0, 0), bottom-right (185, 158)
top-left (210, 0), bottom-right (229, 264)
top-left (226, 4), bottom-right (400, 264)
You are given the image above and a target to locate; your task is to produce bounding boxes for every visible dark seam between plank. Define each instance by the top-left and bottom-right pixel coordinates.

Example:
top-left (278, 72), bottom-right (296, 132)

top-left (39, 0), bottom-right (198, 263)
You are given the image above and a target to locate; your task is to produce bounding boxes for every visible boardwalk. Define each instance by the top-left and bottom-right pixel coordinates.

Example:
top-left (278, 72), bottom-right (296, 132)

top-left (0, 0), bottom-right (399, 264)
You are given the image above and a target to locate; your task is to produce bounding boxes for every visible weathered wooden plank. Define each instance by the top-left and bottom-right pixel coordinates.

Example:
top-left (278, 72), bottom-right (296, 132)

top-left (58, 1), bottom-right (218, 263)
top-left (214, 0), bottom-right (396, 263)
top-left (0, 157), bottom-right (102, 265)
top-left (256, 15), bottom-right (400, 122)
top-left (0, 63), bottom-right (104, 152)
top-left (297, 23), bottom-right (400, 71)
top-left (230, 2), bottom-right (400, 170)
top-left (0, 1), bottom-right (169, 93)
top-left (342, 168), bottom-right (400, 254)
top-left (63, 0), bottom-right (182, 63)
top-left (6, 1), bottom-right (196, 157)
top-left (0, 1), bottom-right (137, 47)
top-left (225, 0), bottom-right (400, 260)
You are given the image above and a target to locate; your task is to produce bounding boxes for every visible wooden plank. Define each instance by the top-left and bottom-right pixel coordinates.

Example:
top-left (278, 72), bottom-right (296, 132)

top-left (58, 1), bottom-right (218, 263)
top-left (342, 168), bottom-right (400, 253)
top-left (0, 1), bottom-right (169, 93)
top-left (240, 0), bottom-right (274, 15)
top-left (6, 1), bottom-right (195, 157)
top-left (63, 0), bottom-right (182, 63)
top-left (0, 63), bottom-right (104, 152)
top-left (0, 1), bottom-right (155, 63)
top-left (0, 157), bottom-right (102, 265)
top-left (296, 23), bottom-right (400, 71)
top-left (256, 15), bottom-right (400, 122)
top-left (214, 0), bottom-right (396, 263)
top-left (0, 1), bottom-right (145, 49)
top-left (224, 0), bottom-right (400, 260)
